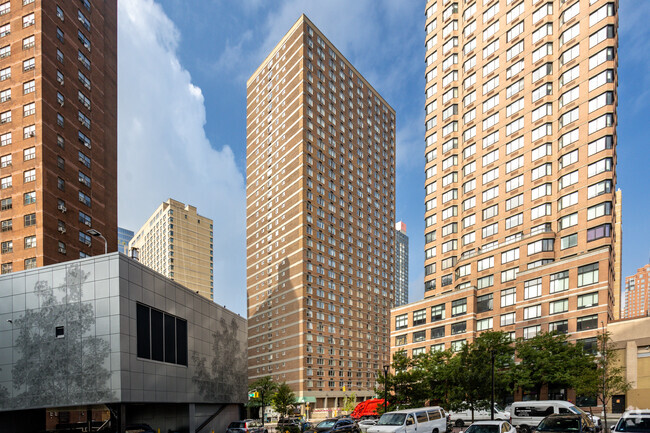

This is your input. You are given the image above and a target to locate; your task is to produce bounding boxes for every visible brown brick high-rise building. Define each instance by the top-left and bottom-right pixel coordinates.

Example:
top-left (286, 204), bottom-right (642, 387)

top-left (623, 264), bottom-right (650, 319)
top-left (0, 0), bottom-right (117, 274)
top-left (391, 0), bottom-right (619, 367)
top-left (246, 15), bottom-right (395, 409)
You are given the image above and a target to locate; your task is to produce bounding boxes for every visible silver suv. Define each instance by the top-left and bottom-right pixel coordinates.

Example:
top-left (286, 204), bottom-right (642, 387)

top-left (227, 420), bottom-right (268, 433)
top-left (612, 410), bottom-right (650, 433)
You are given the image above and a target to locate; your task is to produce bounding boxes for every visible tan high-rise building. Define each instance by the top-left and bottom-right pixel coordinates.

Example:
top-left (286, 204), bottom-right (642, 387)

top-left (613, 188), bottom-right (622, 319)
top-left (129, 198), bottom-right (214, 300)
top-left (0, 1), bottom-right (117, 274)
top-left (622, 264), bottom-right (650, 319)
top-left (391, 0), bottom-right (618, 360)
top-left (246, 15), bottom-right (395, 408)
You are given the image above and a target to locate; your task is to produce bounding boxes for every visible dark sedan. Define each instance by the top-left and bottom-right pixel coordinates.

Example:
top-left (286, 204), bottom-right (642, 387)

top-left (306, 418), bottom-right (360, 433)
top-left (535, 414), bottom-right (596, 433)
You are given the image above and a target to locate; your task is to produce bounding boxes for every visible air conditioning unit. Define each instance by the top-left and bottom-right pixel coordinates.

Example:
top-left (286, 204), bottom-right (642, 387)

top-left (84, 240), bottom-right (91, 247)
top-left (29, 131), bottom-right (35, 137)
top-left (57, 226), bottom-right (66, 233)
top-left (84, 220), bottom-right (91, 227)
top-left (58, 247), bottom-right (66, 254)
top-left (57, 204), bottom-right (67, 213)
top-left (58, 100), bottom-right (64, 107)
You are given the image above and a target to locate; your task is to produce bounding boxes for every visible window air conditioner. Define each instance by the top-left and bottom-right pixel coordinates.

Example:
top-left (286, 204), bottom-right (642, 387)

top-left (57, 204), bottom-right (67, 213)
top-left (57, 226), bottom-right (66, 233)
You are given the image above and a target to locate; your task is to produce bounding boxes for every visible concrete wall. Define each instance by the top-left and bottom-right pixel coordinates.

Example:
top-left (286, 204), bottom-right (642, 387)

top-left (609, 316), bottom-right (650, 409)
top-left (0, 253), bottom-right (247, 413)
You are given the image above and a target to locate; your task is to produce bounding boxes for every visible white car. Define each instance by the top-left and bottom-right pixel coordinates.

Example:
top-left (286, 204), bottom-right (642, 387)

top-left (449, 404), bottom-right (510, 427)
top-left (358, 419), bottom-right (378, 433)
top-left (611, 410), bottom-right (650, 432)
top-left (463, 420), bottom-right (516, 433)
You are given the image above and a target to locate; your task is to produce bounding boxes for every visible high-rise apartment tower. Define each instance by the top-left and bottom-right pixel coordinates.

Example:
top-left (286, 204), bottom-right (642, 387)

top-left (622, 264), bottom-right (650, 319)
top-left (117, 226), bottom-right (133, 254)
top-left (391, 0), bottom-right (619, 358)
top-left (246, 15), bottom-right (395, 408)
top-left (395, 221), bottom-right (409, 307)
top-left (0, 1), bottom-right (117, 274)
top-left (129, 199), bottom-right (214, 300)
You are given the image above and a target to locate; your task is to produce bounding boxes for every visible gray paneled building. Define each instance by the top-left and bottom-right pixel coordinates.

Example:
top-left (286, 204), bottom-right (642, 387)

top-left (0, 252), bottom-right (247, 433)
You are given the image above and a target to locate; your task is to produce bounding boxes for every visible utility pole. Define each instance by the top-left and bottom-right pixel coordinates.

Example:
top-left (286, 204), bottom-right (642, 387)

top-left (261, 388), bottom-right (265, 427)
top-left (383, 365), bottom-right (390, 414)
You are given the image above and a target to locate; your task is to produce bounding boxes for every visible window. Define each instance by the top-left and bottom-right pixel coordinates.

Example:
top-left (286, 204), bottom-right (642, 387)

top-left (524, 304), bottom-right (541, 320)
top-left (395, 314), bottom-right (408, 330)
top-left (24, 257), bottom-right (36, 269)
top-left (589, 136), bottom-right (613, 156)
top-left (561, 234), bottom-right (577, 250)
top-left (578, 292), bottom-right (599, 309)
top-left (23, 147), bottom-right (35, 161)
top-left (451, 298), bottom-right (467, 317)
top-left (549, 320), bottom-right (569, 334)
top-left (477, 293), bottom-right (493, 313)
top-left (395, 335), bottom-right (407, 346)
top-left (431, 326), bottom-right (445, 339)
top-left (524, 278), bottom-right (542, 300)
top-left (24, 235), bottom-right (36, 249)
top-left (0, 197), bottom-right (11, 210)
top-left (524, 325), bottom-right (541, 340)
top-left (0, 44), bottom-right (9, 58)
top-left (24, 213), bottom-right (36, 227)
top-left (590, 47), bottom-right (615, 71)
top-left (451, 340), bottom-right (466, 352)
top-left (559, 171), bottom-right (579, 190)
top-left (477, 275), bottom-right (494, 289)
top-left (431, 304), bottom-right (445, 322)
top-left (0, 66), bottom-right (9, 81)
top-left (22, 13), bottom-right (35, 28)
top-left (558, 191), bottom-right (579, 211)
top-left (1, 240), bottom-right (12, 253)
top-left (451, 321), bottom-right (466, 335)
top-left (0, 153), bottom-right (9, 167)
top-left (501, 312), bottom-right (516, 326)
top-left (0, 24), bottom-right (8, 38)
top-left (23, 125), bottom-right (35, 139)
top-left (137, 303), bottom-right (188, 365)
top-left (0, 110), bottom-right (10, 124)
top-left (528, 239), bottom-right (554, 256)
top-left (23, 57), bottom-right (35, 72)
top-left (0, 218), bottom-right (10, 231)
top-left (0, 3), bottom-right (8, 16)
top-left (588, 180), bottom-right (613, 199)
top-left (23, 169), bottom-right (35, 183)
top-left (23, 192), bottom-right (35, 205)
top-left (506, 194), bottom-right (523, 211)
top-left (79, 191), bottom-right (91, 207)
top-left (413, 309), bottom-right (426, 326)
top-left (590, 25), bottom-right (615, 49)
top-left (587, 223), bottom-right (611, 242)
top-left (576, 315), bottom-right (598, 332)
top-left (578, 263), bottom-right (599, 287)
top-left (23, 102), bottom-right (35, 117)
top-left (79, 151), bottom-right (91, 168)
top-left (1, 175), bottom-right (11, 189)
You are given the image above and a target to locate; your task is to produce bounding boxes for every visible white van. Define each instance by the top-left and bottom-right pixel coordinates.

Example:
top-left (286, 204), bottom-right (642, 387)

top-left (510, 401), bottom-right (601, 433)
top-left (367, 407), bottom-right (447, 433)
top-left (448, 404), bottom-right (510, 427)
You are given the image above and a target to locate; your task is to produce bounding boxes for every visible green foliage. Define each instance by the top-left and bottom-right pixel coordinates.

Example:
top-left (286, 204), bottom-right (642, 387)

top-left (381, 331), bottom-right (601, 419)
top-left (574, 331), bottom-right (631, 429)
top-left (272, 382), bottom-right (297, 416)
top-left (513, 332), bottom-right (595, 397)
top-left (343, 392), bottom-right (357, 412)
top-left (248, 376), bottom-right (278, 408)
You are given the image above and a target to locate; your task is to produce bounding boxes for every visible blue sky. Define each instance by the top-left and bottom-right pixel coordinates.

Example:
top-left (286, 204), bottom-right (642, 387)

top-left (117, 0), bottom-right (650, 317)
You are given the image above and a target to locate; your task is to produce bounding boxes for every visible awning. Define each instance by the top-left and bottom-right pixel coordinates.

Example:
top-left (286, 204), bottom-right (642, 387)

top-left (295, 397), bottom-right (317, 403)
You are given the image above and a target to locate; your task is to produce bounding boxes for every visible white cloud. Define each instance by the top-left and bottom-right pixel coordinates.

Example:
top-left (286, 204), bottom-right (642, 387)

top-left (118, 0), bottom-right (247, 315)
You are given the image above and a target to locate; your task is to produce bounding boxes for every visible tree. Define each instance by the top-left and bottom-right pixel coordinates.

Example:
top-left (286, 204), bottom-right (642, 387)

top-left (376, 351), bottom-right (430, 409)
top-left (343, 392), bottom-right (357, 412)
top-left (575, 331), bottom-right (631, 430)
top-left (514, 332), bottom-right (595, 399)
top-left (449, 331), bottom-right (515, 422)
top-left (249, 376), bottom-right (278, 421)
top-left (272, 382), bottom-right (297, 416)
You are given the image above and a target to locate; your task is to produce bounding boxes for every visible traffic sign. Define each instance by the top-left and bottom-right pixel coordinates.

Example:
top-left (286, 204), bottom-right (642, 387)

top-left (248, 392), bottom-right (259, 398)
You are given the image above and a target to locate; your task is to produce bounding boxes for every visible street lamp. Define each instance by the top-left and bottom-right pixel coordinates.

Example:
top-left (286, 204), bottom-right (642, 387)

top-left (87, 229), bottom-right (107, 255)
top-left (383, 364), bottom-right (390, 414)
top-left (490, 349), bottom-right (496, 421)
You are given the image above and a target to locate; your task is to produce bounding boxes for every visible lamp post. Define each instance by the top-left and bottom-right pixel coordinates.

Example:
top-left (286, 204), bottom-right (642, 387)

top-left (490, 349), bottom-right (496, 421)
top-left (87, 229), bottom-right (107, 255)
top-left (383, 364), bottom-right (390, 414)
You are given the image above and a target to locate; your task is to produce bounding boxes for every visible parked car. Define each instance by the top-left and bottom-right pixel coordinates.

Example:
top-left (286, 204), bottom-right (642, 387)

top-left (305, 418), bottom-right (360, 433)
top-left (510, 401), bottom-right (600, 433)
top-left (279, 417), bottom-right (312, 432)
top-left (535, 414), bottom-right (595, 433)
top-left (463, 420), bottom-right (516, 433)
top-left (367, 406), bottom-right (447, 433)
top-left (611, 410), bottom-right (650, 432)
top-left (448, 404), bottom-right (511, 427)
top-left (227, 420), bottom-right (267, 433)
top-left (358, 419), bottom-right (378, 433)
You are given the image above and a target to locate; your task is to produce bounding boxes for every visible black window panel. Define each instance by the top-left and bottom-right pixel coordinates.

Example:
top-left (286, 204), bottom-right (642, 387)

top-left (164, 314), bottom-right (176, 364)
top-left (451, 321), bottom-right (466, 335)
top-left (431, 326), bottom-right (445, 339)
top-left (477, 294), bottom-right (493, 313)
top-left (176, 318), bottom-right (188, 366)
top-left (150, 309), bottom-right (164, 361)
top-left (136, 304), bottom-right (150, 359)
